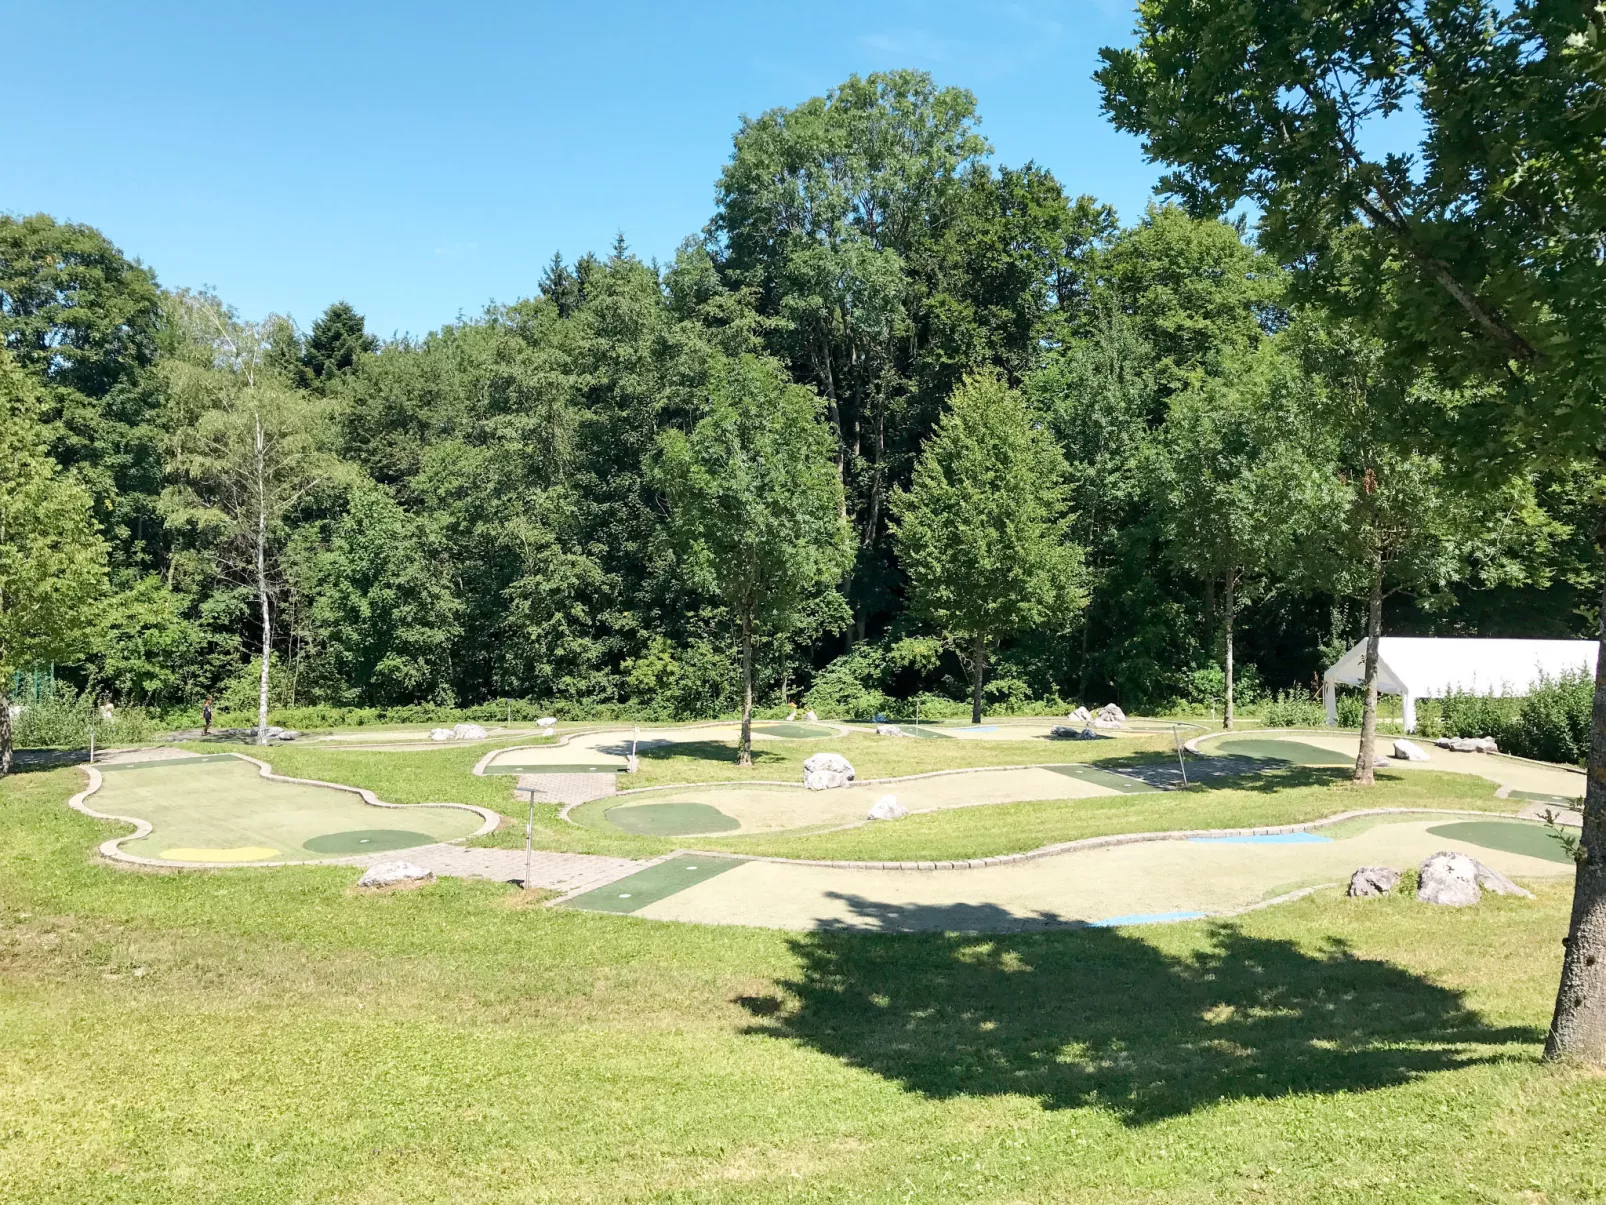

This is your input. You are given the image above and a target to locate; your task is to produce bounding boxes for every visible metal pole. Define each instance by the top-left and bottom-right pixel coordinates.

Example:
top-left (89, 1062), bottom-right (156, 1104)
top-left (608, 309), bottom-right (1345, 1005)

top-left (1173, 724), bottom-right (1188, 787)
top-left (524, 788), bottom-right (536, 891)
top-left (88, 723), bottom-right (95, 766)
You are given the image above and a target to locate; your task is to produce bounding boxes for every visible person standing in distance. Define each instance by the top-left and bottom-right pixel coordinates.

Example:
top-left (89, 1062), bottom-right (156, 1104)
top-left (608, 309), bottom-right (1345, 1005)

top-left (202, 696), bottom-right (214, 737)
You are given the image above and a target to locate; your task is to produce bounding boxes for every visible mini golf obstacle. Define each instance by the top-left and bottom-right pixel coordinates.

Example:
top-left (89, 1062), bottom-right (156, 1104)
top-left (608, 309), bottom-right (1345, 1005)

top-left (553, 812), bottom-right (1573, 932)
top-left (71, 752), bottom-right (496, 867)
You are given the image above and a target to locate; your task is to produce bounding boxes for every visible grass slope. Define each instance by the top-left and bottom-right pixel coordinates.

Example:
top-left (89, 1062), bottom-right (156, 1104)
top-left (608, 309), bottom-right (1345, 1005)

top-left (2, 766), bottom-right (1602, 1203)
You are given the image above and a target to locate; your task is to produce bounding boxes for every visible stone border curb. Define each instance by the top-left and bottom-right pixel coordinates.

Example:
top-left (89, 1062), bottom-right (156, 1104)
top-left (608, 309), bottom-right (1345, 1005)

top-left (669, 806), bottom-right (1514, 872)
top-left (67, 752), bottom-right (500, 870)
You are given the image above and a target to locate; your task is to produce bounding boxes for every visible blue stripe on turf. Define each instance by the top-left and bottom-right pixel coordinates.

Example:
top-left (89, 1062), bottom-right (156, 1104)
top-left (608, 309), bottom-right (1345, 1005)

top-left (1091, 910), bottom-right (1207, 927)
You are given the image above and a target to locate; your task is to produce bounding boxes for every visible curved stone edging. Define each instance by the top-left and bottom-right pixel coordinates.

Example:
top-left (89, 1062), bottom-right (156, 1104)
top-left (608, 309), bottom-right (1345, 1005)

top-left (67, 752), bottom-right (500, 870)
top-left (669, 805), bottom-right (1515, 872)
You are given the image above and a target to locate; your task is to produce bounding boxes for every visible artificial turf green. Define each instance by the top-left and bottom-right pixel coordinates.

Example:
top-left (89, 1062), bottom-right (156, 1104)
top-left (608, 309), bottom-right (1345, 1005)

top-left (1215, 737), bottom-right (1355, 766)
top-left (1426, 819), bottom-right (1575, 864)
top-left (301, 828), bottom-right (439, 854)
top-left (559, 854), bottom-right (744, 913)
top-left (1047, 762), bottom-right (1162, 794)
top-left (602, 802), bottom-right (741, 836)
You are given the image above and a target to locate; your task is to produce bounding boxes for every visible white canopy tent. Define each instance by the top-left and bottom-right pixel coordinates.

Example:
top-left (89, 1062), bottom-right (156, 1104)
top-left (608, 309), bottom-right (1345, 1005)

top-left (1323, 637), bottom-right (1597, 733)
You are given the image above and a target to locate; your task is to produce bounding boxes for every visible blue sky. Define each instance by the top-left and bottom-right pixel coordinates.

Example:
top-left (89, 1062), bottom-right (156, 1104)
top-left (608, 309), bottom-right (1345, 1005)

top-left (5, 0), bottom-right (1162, 339)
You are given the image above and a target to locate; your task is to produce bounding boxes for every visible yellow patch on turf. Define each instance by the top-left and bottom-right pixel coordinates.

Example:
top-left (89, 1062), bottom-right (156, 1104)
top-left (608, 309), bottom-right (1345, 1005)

top-left (159, 846), bottom-right (279, 862)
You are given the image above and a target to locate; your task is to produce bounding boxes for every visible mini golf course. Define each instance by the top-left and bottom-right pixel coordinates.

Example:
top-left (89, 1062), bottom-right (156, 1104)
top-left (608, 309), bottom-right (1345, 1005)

top-left (79, 753), bottom-right (492, 865)
top-left (557, 814), bottom-right (1575, 932)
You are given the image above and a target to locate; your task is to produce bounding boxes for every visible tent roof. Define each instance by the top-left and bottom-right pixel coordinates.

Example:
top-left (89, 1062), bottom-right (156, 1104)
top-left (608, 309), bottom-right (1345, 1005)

top-left (1323, 637), bottom-right (1597, 698)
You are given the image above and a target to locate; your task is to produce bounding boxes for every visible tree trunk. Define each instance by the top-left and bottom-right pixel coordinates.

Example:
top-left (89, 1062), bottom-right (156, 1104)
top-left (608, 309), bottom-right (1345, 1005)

top-left (970, 633), bottom-right (987, 726)
top-left (1223, 571), bottom-right (1236, 731)
top-left (0, 688), bottom-right (12, 776)
top-left (1353, 551), bottom-right (1384, 786)
top-left (1545, 532), bottom-right (1606, 1063)
top-left (738, 614), bottom-right (754, 769)
top-left (255, 413), bottom-right (271, 748)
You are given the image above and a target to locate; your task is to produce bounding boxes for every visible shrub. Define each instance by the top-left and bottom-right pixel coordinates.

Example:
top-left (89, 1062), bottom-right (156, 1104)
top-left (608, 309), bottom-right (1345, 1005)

top-left (13, 683), bottom-right (157, 748)
top-left (1263, 688), bottom-right (1327, 729)
top-left (1511, 670), bottom-right (1591, 765)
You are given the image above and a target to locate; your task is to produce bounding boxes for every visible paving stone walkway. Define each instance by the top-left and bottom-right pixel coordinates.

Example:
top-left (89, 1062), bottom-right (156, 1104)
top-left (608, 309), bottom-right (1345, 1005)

top-left (515, 772), bottom-right (618, 805)
top-left (350, 843), bottom-right (639, 892)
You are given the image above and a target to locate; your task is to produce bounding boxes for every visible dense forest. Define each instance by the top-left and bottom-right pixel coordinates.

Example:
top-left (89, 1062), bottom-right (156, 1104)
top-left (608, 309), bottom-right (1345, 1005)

top-left (1, 70), bottom-right (1595, 729)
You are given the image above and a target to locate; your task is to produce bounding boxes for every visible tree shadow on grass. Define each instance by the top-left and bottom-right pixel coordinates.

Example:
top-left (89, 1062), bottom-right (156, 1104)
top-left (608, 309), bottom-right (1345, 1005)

top-left (635, 740), bottom-right (787, 769)
top-left (738, 896), bottom-right (1539, 1125)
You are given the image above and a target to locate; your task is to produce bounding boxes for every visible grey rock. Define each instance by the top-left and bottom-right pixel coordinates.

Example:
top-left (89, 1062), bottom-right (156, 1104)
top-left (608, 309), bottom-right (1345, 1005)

top-left (1097, 703), bottom-right (1127, 725)
top-left (1067, 706), bottom-right (1092, 723)
top-left (803, 752), bottom-right (855, 791)
top-left (358, 862), bottom-right (435, 889)
top-left (1417, 851), bottom-right (1483, 906)
top-left (874, 724), bottom-right (905, 737)
top-left (867, 794), bottom-right (907, 821)
top-left (428, 727), bottom-right (454, 742)
top-left (1471, 859), bottom-right (1534, 898)
top-left (804, 709), bottom-right (818, 722)
top-left (1392, 739), bottom-right (1431, 762)
top-left (452, 723), bottom-right (489, 740)
top-left (1348, 866), bottom-right (1403, 897)
top-left (1436, 735), bottom-right (1499, 754)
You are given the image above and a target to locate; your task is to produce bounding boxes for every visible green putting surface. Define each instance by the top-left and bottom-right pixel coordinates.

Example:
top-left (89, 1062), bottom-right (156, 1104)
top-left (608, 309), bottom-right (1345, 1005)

top-left (1506, 788), bottom-right (1583, 806)
top-left (602, 802), bottom-right (741, 836)
top-left (1426, 820), bottom-right (1575, 865)
top-left (1046, 763), bottom-right (1161, 794)
top-left (560, 855), bottom-right (745, 914)
top-left (96, 756), bottom-right (484, 863)
top-left (751, 722), bottom-right (838, 739)
top-left (301, 828), bottom-right (439, 854)
top-left (1213, 738), bottom-right (1354, 766)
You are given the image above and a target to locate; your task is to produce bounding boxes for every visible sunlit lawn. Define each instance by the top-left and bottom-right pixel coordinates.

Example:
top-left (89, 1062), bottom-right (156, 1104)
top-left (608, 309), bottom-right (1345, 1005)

top-left (2, 765), bottom-right (1602, 1203)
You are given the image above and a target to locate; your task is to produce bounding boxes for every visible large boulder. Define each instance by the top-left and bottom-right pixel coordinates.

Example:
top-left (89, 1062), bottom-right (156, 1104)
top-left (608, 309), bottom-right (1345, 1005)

top-left (867, 794), bottom-right (907, 821)
top-left (1417, 851), bottom-right (1483, 906)
top-left (1348, 866), bottom-right (1403, 897)
top-left (1067, 706), bottom-right (1092, 724)
top-left (805, 709), bottom-right (818, 722)
top-left (452, 723), bottom-right (489, 740)
top-left (1392, 739), bottom-right (1431, 762)
top-left (874, 724), bottom-right (905, 737)
top-left (358, 862), bottom-right (435, 889)
top-left (1436, 735), bottom-right (1499, 754)
top-left (803, 752), bottom-right (855, 791)
top-left (427, 727), bottom-right (455, 742)
top-left (536, 716), bottom-right (557, 729)
top-left (1098, 703), bottom-right (1127, 724)
top-left (1052, 725), bottom-right (1104, 740)
top-left (1471, 860), bottom-right (1534, 898)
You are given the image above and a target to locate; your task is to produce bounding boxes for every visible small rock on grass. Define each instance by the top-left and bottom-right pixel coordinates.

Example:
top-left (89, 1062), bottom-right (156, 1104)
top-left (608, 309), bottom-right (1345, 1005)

top-left (358, 862), bottom-right (435, 889)
top-left (874, 723), bottom-right (904, 736)
top-left (1348, 866), bottom-right (1403, 897)
top-left (1416, 850), bottom-right (1534, 906)
top-left (867, 795), bottom-right (907, 821)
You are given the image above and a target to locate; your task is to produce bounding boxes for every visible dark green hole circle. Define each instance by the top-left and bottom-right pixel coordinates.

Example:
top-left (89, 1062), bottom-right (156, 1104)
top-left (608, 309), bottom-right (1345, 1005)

top-left (302, 829), bottom-right (437, 855)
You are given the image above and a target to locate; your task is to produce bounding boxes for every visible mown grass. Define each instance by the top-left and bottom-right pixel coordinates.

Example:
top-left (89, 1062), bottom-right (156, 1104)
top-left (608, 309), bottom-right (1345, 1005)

top-left (3, 764), bottom-right (1603, 1203)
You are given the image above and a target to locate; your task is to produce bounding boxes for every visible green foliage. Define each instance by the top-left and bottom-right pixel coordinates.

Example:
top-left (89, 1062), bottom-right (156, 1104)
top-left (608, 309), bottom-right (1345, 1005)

top-left (893, 372), bottom-right (1083, 719)
top-left (12, 680), bottom-right (155, 747)
top-left (301, 301), bottom-right (376, 386)
top-left (657, 353), bottom-right (853, 755)
top-left (1263, 688), bottom-right (1329, 730)
top-left (0, 349), bottom-right (110, 760)
top-left (92, 575), bottom-right (208, 706)
top-left (1417, 671), bottom-right (1593, 766)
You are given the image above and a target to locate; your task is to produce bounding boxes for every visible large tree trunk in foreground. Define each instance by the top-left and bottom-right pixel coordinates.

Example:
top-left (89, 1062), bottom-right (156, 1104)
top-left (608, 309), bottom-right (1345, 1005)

top-left (737, 615), bottom-right (754, 769)
top-left (1545, 536), bottom-right (1606, 1063)
top-left (1223, 572), bottom-right (1236, 731)
top-left (254, 413), bottom-right (271, 748)
top-left (0, 689), bottom-right (12, 775)
top-left (1353, 552), bottom-right (1383, 786)
top-left (970, 634), bottom-right (987, 726)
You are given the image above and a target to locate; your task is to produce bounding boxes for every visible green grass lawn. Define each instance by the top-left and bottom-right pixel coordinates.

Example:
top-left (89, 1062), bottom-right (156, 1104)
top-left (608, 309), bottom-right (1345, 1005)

top-left (3, 764), bottom-right (1603, 1203)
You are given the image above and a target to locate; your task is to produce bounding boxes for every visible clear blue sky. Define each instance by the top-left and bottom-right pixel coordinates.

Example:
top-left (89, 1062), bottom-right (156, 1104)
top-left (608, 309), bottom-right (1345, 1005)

top-left (5, 0), bottom-right (1162, 339)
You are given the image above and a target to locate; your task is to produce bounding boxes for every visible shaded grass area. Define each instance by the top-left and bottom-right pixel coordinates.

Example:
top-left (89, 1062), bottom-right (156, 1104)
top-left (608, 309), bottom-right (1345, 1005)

top-left (3, 766), bottom-right (1603, 1202)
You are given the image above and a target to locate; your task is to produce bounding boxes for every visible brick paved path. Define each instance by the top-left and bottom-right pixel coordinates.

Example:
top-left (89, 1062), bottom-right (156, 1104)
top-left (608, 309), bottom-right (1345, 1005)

top-left (351, 843), bottom-right (638, 892)
top-left (515, 772), bottom-right (618, 805)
